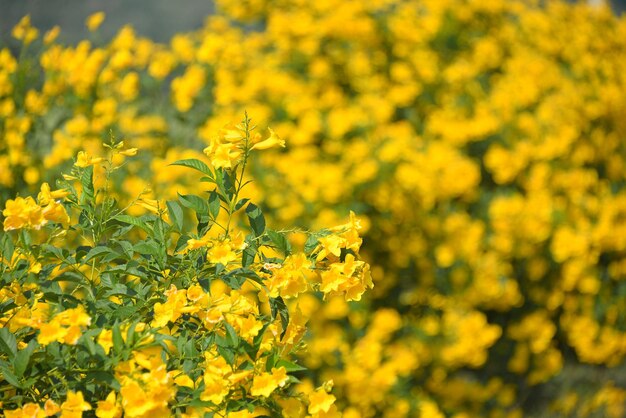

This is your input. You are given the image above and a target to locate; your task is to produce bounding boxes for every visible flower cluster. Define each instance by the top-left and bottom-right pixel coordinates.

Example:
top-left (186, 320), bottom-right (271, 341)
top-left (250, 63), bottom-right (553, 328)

top-left (0, 118), bottom-right (370, 417)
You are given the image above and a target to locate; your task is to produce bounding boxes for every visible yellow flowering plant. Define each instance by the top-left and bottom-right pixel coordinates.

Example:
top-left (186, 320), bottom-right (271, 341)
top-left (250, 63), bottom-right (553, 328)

top-left (3, 2), bottom-right (626, 416)
top-left (0, 116), bottom-right (371, 417)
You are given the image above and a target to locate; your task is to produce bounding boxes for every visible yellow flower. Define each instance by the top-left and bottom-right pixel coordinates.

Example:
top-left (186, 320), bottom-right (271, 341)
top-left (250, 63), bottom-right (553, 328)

top-left (200, 374), bottom-right (230, 404)
top-left (12, 15), bottom-right (38, 44)
top-left (120, 380), bottom-right (155, 417)
top-left (4, 403), bottom-right (43, 418)
top-left (251, 128), bottom-right (286, 151)
top-left (308, 387), bottom-right (336, 415)
top-left (37, 182), bottom-right (69, 206)
top-left (42, 200), bottom-right (70, 228)
top-left (45, 399), bottom-right (61, 416)
top-left (61, 391), bottom-right (91, 418)
top-left (204, 141), bottom-right (242, 169)
top-left (315, 235), bottom-right (345, 261)
top-left (3, 196), bottom-right (46, 231)
top-left (86, 12), bottom-right (105, 32)
top-left (75, 151), bottom-right (104, 168)
top-left (184, 232), bottom-right (211, 252)
top-left (98, 329), bottom-right (113, 354)
top-left (96, 391), bottom-right (121, 418)
top-left (44, 26), bottom-right (60, 44)
top-left (118, 147), bottom-right (138, 157)
top-left (250, 367), bottom-right (288, 397)
top-left (207, 240), bottom-right (238, 265)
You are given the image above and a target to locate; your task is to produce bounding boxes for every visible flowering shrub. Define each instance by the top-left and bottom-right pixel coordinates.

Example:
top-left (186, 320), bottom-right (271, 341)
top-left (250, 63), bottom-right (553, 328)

top-left (0, 116), bottom-right (371, 416)
top-left (2, 1), bottom-right (626, 416)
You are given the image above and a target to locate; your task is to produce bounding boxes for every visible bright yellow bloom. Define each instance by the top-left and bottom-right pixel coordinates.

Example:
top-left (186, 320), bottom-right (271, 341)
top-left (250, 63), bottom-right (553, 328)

top-left (3, 196), bottom-right (46, 231)
top-left (37, 182), bottom-right (69, 206)
top-left (12, 15), bottom-right (38, 44)
top-left (250, 367), bottom-right (288, 397)
top-left (75, 151), bottom-right (104, 168)
top-left (44, 26), bottom-right (60, 44)
top-left (251, 128), bottom-right (285, 151)
top-left (45, 399), bottom-right (61, 416)
top-left (207, 240), bottom-right (238, 265)
top-left (4, 403), bottom-right (44, 418)
top-left (118, 147), bottom-right (138, 157)
top-left (315, 235), bottom-right (345, 261)
top-left (96, 391), bottom-right (121, 418)
top-left (98, 329), bottom-right (113, 353)
top-left (204, 141), bottom-right (242, 169)
top-left (200, 374), bottom-right (230, 404)
top-left (61, 391), bottom-right (92, 418)
top-left (86, 12), bottom-right (105, 31)
top-left (308, 387), bottom-right (336, 415)
top-left (42, 200), bottom-right (70, 228)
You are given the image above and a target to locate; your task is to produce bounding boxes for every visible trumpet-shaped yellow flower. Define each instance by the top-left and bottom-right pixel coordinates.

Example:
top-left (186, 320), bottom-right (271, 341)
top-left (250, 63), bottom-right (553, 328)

top-left (251, 128), bottom-right (285, 151)
top-left (86, 12), bottom-right (105, 32)
top-left (74, 151), bottom-right (104, 168)
top-left (61, 391), bottom-right (92, 418)
top-left (2, 196), bottom-right (46, 231)
top-left (96, 391), bottom-right (121, 418)
top-left (250, 367), bottom-right (288, 397)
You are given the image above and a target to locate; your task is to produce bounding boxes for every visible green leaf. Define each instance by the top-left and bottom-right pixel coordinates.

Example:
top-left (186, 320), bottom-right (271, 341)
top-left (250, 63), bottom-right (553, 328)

top-left (269, 296), bottom-right (290, 339)
top-left (178, 193), bottom-right (209, 216)
top-left (114, 215), bottom-right (153, 234)
top-left (217, 345), bottom-right (235, 365)
top-left (242, 238), bottom-right (257, 268)
top-left (267, 230), bottom-right (292, 255)
top-left (1, 234), bottom-right (14, 263)
top-left (167, 200), bottom-right (184, 232)
top-left (305, 231), bottom-right (331, 254)
top-left (112, 323), bottom-right (124, 354)
top-left (245, 203), bottom-right (265, 238)
top-left (0, 363), bottom-right (21, 388)
top-left (169, 159), bottom-right (213, 177)
top-left (234, 198), bottom-right (250, 211)
top-left (13, 340), bottom-right (37, 378)
top-left (80, 165), bottom-right (95, 203)
top-left (275, 359), bottom-right (307, 372)
top-left (134, 240), bottom-right (160, 257)
top-left (84, 246), bottom-right (119, 263)
top-left (224, 322), bottom-right (239, 347)
top-left (40, 243), bottom-right (67, 260)
top-left (208, 191), bottom-right (220, 220)
top-left (0, 328), bottom-right (17, 359)
top-left (220, 274), bottom-right (246, 290)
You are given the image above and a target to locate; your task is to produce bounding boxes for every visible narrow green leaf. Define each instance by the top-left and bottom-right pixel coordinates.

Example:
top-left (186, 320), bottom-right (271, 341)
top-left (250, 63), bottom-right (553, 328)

top-left (80, 165), bottom-right (95, 203)
top-left (245, 203), bottom-right (265, 237)
top-left (0, 363), bottom-right (21, 388)
top-left (169, 159), bottom-right (213, 177)
top-left (234, 198), bottom-right (250, 211)
top-left (13, 340), bottom-right (37, 378)
top-left (275, 359), bottom-right (307, 372)
top-left (134, 240), bottom-right (160, 256)
top-left (166, 200), bottom-right (184, 232)
top-left (84, 246), bottom-right (119, 263)
top-left (178, 193), bottom-right (209, 215)
top-left (1, 234), bottom-right (14, 263)
top-left (267, 230), bottom-right (292, 255)
top-left (0, 328), bottom-right (17, 359)
top-left (224, 322), bottom-right (239, 347)
top-left (242, 238), bottom-right (257, 267)
top-left (114, 215), bottom-right (153, 234)
top-left (112, 323), bottom-right (124, 354)
top-left (208, 191), bottom-right (220, 220)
